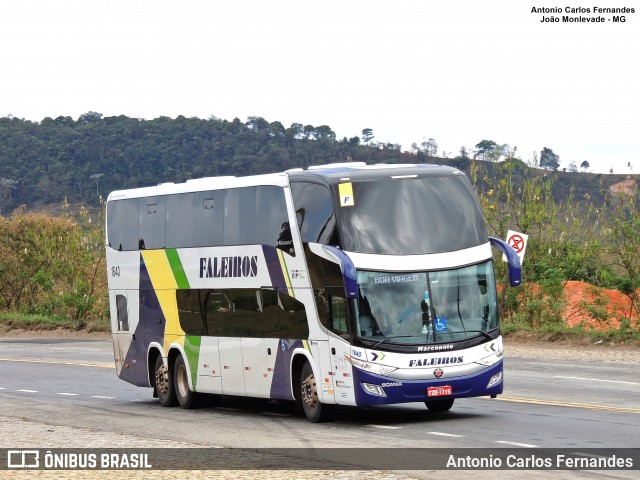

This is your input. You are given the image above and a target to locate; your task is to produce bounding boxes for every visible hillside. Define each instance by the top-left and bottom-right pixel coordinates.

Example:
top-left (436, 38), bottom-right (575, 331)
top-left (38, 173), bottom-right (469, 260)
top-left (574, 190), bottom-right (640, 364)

top-left (1, 113), bottom-right (637, 214)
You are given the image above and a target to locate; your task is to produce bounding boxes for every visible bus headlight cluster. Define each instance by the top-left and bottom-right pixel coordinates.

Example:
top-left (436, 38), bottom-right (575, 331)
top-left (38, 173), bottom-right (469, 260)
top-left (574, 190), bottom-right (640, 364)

top-left (487, 372), bottom-right (502, 388)
top-left (362, 383), bottom-right (387, 397)
top-left (475, 351), bottom-right (503, 367)
top-left (348, 355), bottom-right (398, 375)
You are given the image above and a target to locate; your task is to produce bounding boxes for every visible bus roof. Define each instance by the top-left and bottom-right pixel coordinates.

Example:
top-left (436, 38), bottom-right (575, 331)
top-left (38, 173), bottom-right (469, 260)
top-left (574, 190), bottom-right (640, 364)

top-left (106, 163), bottom-right (464, 201)
top-left (287, 163), bottom-right (464, 184)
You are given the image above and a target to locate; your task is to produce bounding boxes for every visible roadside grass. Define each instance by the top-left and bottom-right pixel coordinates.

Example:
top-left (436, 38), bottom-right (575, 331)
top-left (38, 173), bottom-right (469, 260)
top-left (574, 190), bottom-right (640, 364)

top-left (0, 312), bottom-right (110, 333)
top-left (501, 320), bottom-right (640, 345)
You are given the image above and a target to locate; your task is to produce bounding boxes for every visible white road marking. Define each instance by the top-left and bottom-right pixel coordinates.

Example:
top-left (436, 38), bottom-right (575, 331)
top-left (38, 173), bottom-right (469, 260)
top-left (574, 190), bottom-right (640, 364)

top-left (554, 375), bottom-right (639, 386)
top-left (16, 389), bottom-right (38, 393)
top-left (495, 441), bottom-right (538, 448)
top-left (91, 395), bottom-right (115, 399)
top-left (56, 392), bottom-right (78, 396)
top-left (366, 424), bottom-right (402, 430)
top-left (427, 431), bottom-right (464, 437)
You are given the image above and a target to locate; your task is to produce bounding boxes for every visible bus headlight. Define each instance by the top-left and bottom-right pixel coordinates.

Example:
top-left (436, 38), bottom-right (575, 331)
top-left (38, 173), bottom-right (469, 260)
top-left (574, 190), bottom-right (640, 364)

top-left (475, 351), bottom-right (503, 367)
top-left (348, 355), bottom-right (398, 375)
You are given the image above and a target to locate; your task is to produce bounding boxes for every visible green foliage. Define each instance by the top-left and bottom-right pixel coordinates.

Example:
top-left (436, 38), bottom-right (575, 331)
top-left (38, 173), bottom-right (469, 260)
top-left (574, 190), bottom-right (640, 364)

top-left (0, 113), bottom-right (638, 334)
top-left (473, 159), bottom-right (639, 333)
top-left (0, 115), bottom-right (413, 211)
top-left (0, 203), bottom-right (107, 329)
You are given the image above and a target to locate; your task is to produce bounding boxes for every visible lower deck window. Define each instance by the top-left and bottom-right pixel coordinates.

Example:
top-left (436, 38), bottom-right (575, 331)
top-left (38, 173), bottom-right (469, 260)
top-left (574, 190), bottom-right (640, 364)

top-left (177, 288), bottom-right (309, 339)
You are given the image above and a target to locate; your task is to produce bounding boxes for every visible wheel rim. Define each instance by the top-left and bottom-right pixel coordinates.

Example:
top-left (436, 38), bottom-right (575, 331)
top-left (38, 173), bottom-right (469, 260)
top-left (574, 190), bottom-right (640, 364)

top-left (301, 372), bottom-right (318, 409)
top-left (155, 362), bottom-right (169, 397)
top-left (176, 364), bottom-right (189, 398)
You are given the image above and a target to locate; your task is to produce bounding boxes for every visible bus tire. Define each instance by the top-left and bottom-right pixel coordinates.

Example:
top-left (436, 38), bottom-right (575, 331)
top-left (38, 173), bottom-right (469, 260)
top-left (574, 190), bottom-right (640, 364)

top-left (300, 361), bottom-right (330, 423)
top-left (154, 355), bottom-right (177, 407)
top-left (425, 398), bottom-right (454, 413)
top-left (174, 354), bottom-right (204, 409)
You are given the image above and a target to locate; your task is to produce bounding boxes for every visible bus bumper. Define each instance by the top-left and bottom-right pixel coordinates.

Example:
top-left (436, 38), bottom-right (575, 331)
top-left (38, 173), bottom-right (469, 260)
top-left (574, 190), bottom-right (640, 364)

top-left (352, 360), bottom-right (504, 406)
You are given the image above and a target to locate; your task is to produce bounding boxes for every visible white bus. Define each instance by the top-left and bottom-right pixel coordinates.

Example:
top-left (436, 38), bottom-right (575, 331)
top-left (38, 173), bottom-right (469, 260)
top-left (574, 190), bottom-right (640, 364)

top-left (105, 162), bottom-right (521, 422)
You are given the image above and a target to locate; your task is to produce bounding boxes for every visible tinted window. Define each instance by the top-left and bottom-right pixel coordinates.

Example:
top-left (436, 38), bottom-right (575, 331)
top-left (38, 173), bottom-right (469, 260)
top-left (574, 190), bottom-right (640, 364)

top-left (116, 294), bottom-right (129, 331)
top-left (224, 188), bottom-right (256, 245)
top-left (256, 186), bottom-right (293, 254)
top-left (194, 190), bottom-right (224, 247)
top-left (107, 199), bottom-right (138, 251)
top-left (109, 186), bottom-right (291, 251)
top-left (290, 182), bottom-right (339, 245)
top-left (336, 176), bottom-right (487, 255)
top-left (166, 193), bottom-right (194, 248)
top-left (176, 288), bottom-right (309, 339)
top-left (139, 196), bottom-right (165, 249)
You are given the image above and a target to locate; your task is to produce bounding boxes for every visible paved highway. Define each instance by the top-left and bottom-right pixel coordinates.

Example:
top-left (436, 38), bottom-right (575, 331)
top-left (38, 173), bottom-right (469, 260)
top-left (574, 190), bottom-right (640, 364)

top-left (0, 337), bottom-right (639, 477)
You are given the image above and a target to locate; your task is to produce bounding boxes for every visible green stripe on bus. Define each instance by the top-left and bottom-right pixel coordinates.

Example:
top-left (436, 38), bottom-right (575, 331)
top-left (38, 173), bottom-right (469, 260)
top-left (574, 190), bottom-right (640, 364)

top-left (165, 249), bottom-right (190, 289)
top-left (184, 336), bottom-right (202, 389)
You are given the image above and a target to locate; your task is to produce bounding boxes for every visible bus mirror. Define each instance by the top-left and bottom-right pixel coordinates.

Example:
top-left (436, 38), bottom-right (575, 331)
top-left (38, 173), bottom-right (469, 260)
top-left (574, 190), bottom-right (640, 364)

top-left (489, 236), bottom-right (522, 287)
top-left (321, 245), bottom-right (358, 300)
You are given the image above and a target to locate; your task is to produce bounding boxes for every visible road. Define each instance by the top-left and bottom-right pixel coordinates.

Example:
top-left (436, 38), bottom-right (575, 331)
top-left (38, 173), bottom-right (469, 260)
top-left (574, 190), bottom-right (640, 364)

top-left (0, 337), bottom-right (639, 478)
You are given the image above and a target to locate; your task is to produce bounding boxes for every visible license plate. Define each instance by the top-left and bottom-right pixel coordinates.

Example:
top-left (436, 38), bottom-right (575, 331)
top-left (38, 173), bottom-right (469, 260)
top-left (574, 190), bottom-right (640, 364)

top-left (427, 386), bottom-right (452, 397)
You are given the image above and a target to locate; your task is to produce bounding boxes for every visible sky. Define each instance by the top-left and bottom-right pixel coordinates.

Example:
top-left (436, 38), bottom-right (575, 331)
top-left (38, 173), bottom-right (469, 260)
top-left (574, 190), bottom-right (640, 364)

top-left (1, 1), bottom-right (638, 174)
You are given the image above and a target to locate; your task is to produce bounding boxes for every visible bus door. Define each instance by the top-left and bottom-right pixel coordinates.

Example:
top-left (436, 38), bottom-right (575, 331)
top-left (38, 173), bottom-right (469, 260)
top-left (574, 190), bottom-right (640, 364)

top-left (327, 294), bottom-right (356, 405)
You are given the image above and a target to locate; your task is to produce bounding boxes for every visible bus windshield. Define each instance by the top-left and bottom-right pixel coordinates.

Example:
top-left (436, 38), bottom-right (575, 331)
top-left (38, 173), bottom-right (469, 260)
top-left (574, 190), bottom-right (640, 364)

top-left (336, 175), bottom-right (487, 255)
top-left (355, 261), bottom-right (498, 344)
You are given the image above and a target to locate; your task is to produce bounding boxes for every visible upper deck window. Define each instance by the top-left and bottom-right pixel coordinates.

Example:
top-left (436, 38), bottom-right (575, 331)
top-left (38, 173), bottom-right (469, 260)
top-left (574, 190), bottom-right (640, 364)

top-left (335, 175), bottom-right (487, 255)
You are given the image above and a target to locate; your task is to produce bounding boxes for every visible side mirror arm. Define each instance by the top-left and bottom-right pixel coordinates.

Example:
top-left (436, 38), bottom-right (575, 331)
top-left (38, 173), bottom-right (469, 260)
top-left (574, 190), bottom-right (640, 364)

top-left (489, 237), bottom-right (522, 287)
top-left (322, 246), bottom-right (358, 299)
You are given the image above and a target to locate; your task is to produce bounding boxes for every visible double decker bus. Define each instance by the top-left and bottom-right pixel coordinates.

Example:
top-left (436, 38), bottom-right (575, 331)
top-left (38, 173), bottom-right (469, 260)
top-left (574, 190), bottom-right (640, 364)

top-left (106, 162), bottom-right (521, 422)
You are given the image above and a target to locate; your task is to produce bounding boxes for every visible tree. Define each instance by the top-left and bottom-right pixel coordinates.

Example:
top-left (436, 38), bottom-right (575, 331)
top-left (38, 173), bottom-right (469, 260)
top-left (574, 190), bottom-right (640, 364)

top-left (362, 128), bottom-right (374, 144)
top-left (540, 147), bottom-right (560, 171)
top-left (457, 146), bottom-right (470, 160)
top-left (568, 161), bottom-right (578, 173)
top-left (475, 140), bottom-right (498, 161)
top-left (421, 138), bottom-right (438, 157)
top-left (0, 178), bottom-right (18, 215)
top-left (580, 160), bottom-right (590, 172)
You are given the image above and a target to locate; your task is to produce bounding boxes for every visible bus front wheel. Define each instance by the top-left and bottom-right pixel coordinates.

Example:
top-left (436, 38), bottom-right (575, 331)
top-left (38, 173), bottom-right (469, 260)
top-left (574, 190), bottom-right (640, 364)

top-left (154, 355), bottom-right (177, 407)
top-left (300, 361), bottom-right (330, 423)
top-left (425, 398), bottom-right (454, 413)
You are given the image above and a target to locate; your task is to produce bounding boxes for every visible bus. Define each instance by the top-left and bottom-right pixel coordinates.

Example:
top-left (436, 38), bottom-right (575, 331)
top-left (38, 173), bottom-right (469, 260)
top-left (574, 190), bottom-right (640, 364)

top-left (105, 162), bottom-right (522, 422)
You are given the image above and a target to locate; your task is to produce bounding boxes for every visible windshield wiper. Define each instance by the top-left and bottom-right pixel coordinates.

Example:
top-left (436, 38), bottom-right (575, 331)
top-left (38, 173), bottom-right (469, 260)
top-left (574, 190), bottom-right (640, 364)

top-left (444, 330), bottom-right (493, 341)
top-left (372, 335), bottom-right (420, 349)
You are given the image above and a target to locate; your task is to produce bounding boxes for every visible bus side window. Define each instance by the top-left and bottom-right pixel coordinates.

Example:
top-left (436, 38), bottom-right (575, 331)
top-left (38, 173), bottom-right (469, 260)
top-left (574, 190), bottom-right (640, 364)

top-left (290, 182), bottom-right (339, 246)
top-left (116, 294), bottom-right (129, 331)
top-left (107, 199), bottom-right (138, 251)
top-left (329, 295), bottom-right (349, 337)
top-left (139, 196), bottom-right (165, 250)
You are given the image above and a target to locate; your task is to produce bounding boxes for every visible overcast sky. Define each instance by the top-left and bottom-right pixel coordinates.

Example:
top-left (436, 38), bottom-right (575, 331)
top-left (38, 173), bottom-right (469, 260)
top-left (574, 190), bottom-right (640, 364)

top-left (1, 1), bottom-right (637, 174)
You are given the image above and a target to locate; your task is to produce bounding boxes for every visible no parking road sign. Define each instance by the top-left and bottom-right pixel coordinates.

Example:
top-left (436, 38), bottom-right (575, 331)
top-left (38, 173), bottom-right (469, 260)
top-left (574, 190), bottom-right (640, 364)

top-left (505, 229), bottom-right (528, 264)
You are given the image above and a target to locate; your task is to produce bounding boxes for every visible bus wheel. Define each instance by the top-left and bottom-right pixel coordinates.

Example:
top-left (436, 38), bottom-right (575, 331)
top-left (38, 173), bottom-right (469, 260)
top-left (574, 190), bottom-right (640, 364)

top-left (425, 398), bottom-right (454, 413)
top-left (300, 361), bottom-right (330, 423)
top-left (174, 355), bottom-right (205, 409)
top-left (154, 355), bottom-right (177, 407)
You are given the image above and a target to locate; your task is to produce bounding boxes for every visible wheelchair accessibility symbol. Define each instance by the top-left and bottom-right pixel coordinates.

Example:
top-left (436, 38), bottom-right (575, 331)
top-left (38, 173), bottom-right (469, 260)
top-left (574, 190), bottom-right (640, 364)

top-left (434, 317), bottom-right (448, 332)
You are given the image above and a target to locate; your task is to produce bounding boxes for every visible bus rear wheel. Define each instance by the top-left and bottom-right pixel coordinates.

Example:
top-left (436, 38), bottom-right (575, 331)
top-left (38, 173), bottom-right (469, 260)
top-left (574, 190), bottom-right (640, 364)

top-left (154, 355), bottom-right (177, 407)
top-left (425, 398), bottom-right (454, 413)
top-left (174, 354), bottom-right (206, 409)
top-left (300, 361), bottom-right (330, 423)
